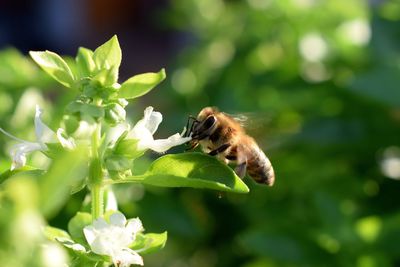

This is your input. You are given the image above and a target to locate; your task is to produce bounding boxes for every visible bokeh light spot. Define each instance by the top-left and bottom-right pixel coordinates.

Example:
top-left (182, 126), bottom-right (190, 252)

top-left (208, 40), bottom-right (235, 69)
top-left (380, 146), bottom-right (400, 179)
top-left (299, 33), bottom-right (328, 62)
top-left (317, 234), bottom-right (340, 254)
top-left (336, 19), bottom-right (371, 46)
top-left (172, 68), bottom-right (198, 95)
top-left (301, 62), bottom-right (331, 83)
top-left (355, 216), bottom-right (382, 243)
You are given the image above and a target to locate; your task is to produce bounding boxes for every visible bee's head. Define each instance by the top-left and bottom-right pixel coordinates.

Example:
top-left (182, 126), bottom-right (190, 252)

top-left (184, 107), bottom-right (219, 148)
top-left (198, 106), bottom-right (218, 121)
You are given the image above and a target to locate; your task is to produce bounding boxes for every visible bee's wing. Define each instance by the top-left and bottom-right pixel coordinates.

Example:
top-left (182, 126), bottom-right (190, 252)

top-left (222, 111), bottom-right (272, 131)
top-left (230, 114), bottom-right (249, 127)
top-left (223, 111), bottom-right (281, 150)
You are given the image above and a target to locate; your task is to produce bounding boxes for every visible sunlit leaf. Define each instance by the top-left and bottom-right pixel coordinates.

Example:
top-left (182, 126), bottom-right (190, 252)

top-left (76, 47), bottom-right (96, 78)
top-left (118, 68), bottom-right (166, 99)
top-left (43, 226), bottom-right (71, 241)
top-left (119, 153), bottom-right (249, 193)
top-left (39, 148), bottom-right (89, 218)
top-left (30, 50), bottom-right (75, 88)
top-left (68, 212), bottom-right (92, 246)
top-left (0, 165), bottom-right (43, 184)
top-left (93, 35), bottom-right (121, 73)
top-left (56, 237), bottom-right (107, 263)
top-left (130, 232), bottom-right (167, 254)
top-left (92, 65), bottom-right (118, 86)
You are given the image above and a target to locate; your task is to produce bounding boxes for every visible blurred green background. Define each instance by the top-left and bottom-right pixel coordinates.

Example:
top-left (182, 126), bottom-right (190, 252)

top-left (1, 0), bottom-right (400, 266)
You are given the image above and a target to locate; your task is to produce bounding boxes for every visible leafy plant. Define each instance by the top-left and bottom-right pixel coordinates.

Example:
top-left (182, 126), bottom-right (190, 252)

top-left (0, 35), bottom-right (248, 267)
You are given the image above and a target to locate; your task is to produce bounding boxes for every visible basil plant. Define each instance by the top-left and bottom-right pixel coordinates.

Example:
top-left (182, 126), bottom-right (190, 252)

top-left (0, 36), bottom-right (248, 267)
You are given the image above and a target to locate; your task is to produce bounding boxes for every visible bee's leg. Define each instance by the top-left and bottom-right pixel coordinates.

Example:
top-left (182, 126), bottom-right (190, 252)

top-left (184, 116), bottom-right (198, 137)
top-left (235, 161), bottom-right (247, 179)
top-left (234, 147), bottom-right (247, 178)
top-left (185, 141), bottom-right (199, 151)
top-left (208, 143), bottom-right (230, 156)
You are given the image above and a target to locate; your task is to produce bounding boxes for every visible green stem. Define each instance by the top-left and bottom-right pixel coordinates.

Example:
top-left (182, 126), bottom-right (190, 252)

top-left (91, 184), bottom-right (104, 220)
top-left (92, 123), bottom-right (101, 158)
top-left (90, 123), bottom-right (104, 220)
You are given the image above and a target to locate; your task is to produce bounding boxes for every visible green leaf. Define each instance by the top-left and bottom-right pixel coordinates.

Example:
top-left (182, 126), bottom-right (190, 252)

top-left (56, 237), bottom-right (107, 263)
top-left (70, 253), bottom-right (106, 267)
top-left (118, 68), bottom-right (166, 99)
top-left (93, 35), bottom-right (121, 72)
top-left (0, 166), bottom-right (43, 184)
top-left (76, 47), bottom-right (96, 78)
top-left (43, 226), bottom-right (71, 241)
top-left (39, 148), bottom-right (89, 218)
top-left (120, 153), bottom-right (249, 193)
top-left (57, 237), bottom-right (87, 253)
top-left (29, 50), bottom-right (75, 88)
top-left (68, 212), bottom-right (92, 246)
top-left (92, 66), bottom-right (118, 87)
top-left (42, 143), bottom-right (64, 159)
top-left (56, 237), bottom-right (108, 266)
top-left (130, 232), bottom-right (168, 254)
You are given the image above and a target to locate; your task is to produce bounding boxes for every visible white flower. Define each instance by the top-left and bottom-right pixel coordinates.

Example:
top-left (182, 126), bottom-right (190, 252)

top-left (83, 213), bottom-right (144, 267)
top-left (128, 106), bottom-right (191, 153)
top-left (0, 105), bottom-right (75, 170)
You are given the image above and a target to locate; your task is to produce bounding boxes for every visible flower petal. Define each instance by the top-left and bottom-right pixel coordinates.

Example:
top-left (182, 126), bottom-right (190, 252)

top-left (56, 128), bottom-right (76, 149)
top-left (92, 217), bottom-right (109, 230)
top-left (147, 133), bottom-right (192, 153)
top-left (10, 141), bottom-right (43, 170)
top-left (34, 105), bottom-right (56, 144)
top-left (126, 218), bottom-right (143, 235)
top-left (142, 106), bottom-right (162, 135)
top-left (72, 117), bottom-right (97, 139)
top-left (90, 234), bottom-right (113, 255)
top-left (83, 225), bottom-right (97, 246)
top-left (110, 212), bottom-right (127, 227)
top-left (105, 188), bottom-right (118, 211)
top-left (10, 149), bottom-right (26, 170)
top-left (105, 123), bottom-right (130, 147)
top-left (83, 213), bottom-right (146, 266)
top-left (129, 121), bottom-right (154, 151)
top-left (114, 248), bottom-right (144, 267)
top-left (132, 106), bottom-right (163, 137)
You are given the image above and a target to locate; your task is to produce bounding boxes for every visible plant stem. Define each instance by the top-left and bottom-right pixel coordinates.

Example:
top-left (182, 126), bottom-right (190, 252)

top-left (91, 184), bottom-right (104, 220)
top-left (90, 123), bottom-right (104, 220)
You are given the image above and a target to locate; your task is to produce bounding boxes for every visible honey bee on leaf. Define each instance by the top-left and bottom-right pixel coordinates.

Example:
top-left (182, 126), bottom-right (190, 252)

top-left (185, 107), bottom-right (275, 186)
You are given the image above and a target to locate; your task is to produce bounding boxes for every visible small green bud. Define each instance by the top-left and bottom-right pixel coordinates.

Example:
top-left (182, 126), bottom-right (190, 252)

top-left (104, 103), bottom-right (126, 125)
top-left (114, 139), bottom-right (144, 159)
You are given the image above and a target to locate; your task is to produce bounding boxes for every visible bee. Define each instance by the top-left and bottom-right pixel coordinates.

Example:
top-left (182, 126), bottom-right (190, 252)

top-left (185, 107), bottom-right (275, 186)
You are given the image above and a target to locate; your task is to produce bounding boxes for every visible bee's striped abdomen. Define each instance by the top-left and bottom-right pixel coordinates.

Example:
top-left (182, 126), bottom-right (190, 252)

top-left (246, 146), bottom-right (275, 186)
